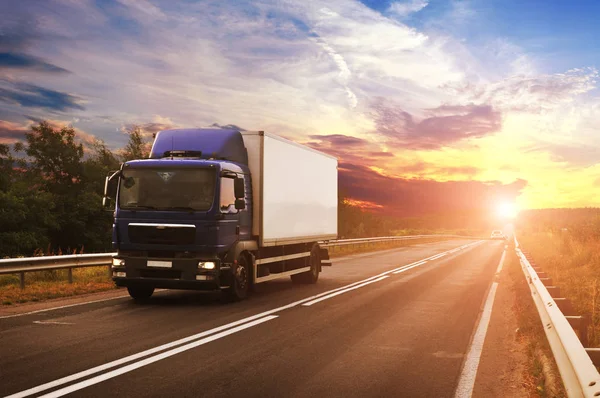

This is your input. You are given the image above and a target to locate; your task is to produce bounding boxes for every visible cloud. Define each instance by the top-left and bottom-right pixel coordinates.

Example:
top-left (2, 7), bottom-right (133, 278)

top-left (25, 116), bottom-right (98, 146)
top-left (309, 134), bottom-right (368, 147)
top-left (339, 162), bottom-right (527, 216)
top-left (0, 119), bottom-right (28, 144)
top-left (121, 115), bottom-right (182, 138)
top-left (371, 99), bottom-right (502, 149)
top-left (209, 123), bottom-right (247, 131)
top-left (0, 52), bottom-right (70, 73)
top-left (0, 83), bottom-right (85, 112)
top-left (528, 143), bottom-right (600, 168)
top-left (447, 68), bottom-right (598, 113)
top-left (388, 0), bottom-right (429, 18)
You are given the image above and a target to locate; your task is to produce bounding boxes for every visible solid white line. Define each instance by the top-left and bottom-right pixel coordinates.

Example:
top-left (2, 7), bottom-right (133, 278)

top-left (38, 315), bottom-right (279, 398)
top-left (496, 250), bottom-right (506, 274)
top-left (454, 282), bottom-right (499, 398)
top-left (302, 276), bottom-right (390, 306)
top-left (390, 260), bottom-right (427, 273)
top-left (429, 253), bottom-right (447, 261)
top-left (392, 262), bottom-right (427, 274)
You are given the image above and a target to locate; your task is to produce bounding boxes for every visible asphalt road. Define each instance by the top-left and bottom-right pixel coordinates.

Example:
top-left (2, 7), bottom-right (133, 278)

top-left (0, 239), bottom-right (506, 398)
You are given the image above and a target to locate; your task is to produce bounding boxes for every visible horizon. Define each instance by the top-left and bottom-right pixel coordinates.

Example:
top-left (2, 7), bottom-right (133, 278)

top-left (2, 0), bottom-right (600, 214)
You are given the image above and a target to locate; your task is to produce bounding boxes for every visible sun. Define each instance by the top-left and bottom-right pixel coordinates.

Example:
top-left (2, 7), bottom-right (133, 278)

top-left (496, 202), bottom-right (519, 219)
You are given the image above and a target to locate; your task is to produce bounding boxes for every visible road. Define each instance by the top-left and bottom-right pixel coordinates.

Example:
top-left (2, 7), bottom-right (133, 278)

top-left (0, 239), bottom-right (507, 398)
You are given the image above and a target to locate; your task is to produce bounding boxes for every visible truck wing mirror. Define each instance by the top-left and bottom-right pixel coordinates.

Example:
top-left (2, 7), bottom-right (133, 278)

top-left (234, 177), bottom-right (245, 199)
top-left (235, 198), bottom-right (246, 210)
top-left (102, 170), bottom-right (120, 210)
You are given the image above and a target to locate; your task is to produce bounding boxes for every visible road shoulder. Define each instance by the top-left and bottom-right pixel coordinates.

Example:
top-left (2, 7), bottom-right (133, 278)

top-left (472, 246), bottom-right (528, 397)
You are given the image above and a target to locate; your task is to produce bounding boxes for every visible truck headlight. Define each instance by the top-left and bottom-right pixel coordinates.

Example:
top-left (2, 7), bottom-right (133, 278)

top-left (198, 261), bottom-right (215, 270)
top-left (112, 258), bottom-right (125, 267)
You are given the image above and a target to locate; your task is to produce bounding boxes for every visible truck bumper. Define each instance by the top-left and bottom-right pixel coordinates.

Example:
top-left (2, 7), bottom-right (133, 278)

top-left (111, 256), bottom-right (232, 290)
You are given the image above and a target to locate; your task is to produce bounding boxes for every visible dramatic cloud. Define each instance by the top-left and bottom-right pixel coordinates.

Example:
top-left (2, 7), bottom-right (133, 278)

top-left (0, 52), bottom-right (70, 73)
top-left (0, 83), bottom-right (84, 112)
top-left (371, 99), bottom-right (502, 149)
top-left (339, 162), bottom-right (527, 216)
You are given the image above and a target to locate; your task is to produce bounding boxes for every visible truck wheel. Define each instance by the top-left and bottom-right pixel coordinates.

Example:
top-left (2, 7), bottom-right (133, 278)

top-left (127, 285), bottom-right (154, 301)
top-left (226, 255), bottom-right (250, 301)
top-left (291, 245), bottom-right (320, 284)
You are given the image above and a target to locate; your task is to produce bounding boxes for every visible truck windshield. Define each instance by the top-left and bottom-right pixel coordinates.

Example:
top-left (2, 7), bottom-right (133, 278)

top-left (119, 168), bottom-right (216, 211)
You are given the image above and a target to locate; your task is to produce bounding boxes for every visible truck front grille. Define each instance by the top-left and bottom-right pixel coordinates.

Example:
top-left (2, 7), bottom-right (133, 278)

top-left (128, 225), bottom-right (196, 245)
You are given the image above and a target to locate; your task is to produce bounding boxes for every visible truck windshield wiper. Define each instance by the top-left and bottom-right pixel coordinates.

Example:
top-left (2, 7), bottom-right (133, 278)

top-left (124, 205), bottom-right (159, 210)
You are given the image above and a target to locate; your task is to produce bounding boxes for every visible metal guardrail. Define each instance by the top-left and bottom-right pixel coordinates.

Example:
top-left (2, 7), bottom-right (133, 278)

top-left (0, 234), bottom-right (474, 288)
top-left (515, 236), bottom-right (600, 397)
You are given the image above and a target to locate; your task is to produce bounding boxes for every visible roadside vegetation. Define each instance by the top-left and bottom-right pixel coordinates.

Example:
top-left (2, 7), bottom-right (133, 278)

top-left (516, 208), bottom-right (600, 348)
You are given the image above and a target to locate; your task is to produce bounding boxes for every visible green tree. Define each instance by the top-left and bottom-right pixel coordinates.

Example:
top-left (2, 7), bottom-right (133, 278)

top-left (25, 122), bottom-right (84, 190)
top-left (121, 125), bottom-right (150, 161)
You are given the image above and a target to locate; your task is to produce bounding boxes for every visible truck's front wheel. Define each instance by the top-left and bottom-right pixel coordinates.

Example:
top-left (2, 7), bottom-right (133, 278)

top-left (127, 285), bottom-right (154, 301)
top-left (225, 255), bottom-right (250, 301)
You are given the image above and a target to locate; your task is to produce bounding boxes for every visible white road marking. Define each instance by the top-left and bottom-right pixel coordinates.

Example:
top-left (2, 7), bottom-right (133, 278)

top-left (393, 259), bottom-right (428, 270)
top-left (33, 321), bottom-right (74, 325)
top-left (302, 276), bottom-right (390, 306)
top-left (454, 247), bottom-right (505, 398)
top-left (496, 249), bottom-right (506, 274)
top-left (428, 253), bottom-right (447, 261)
top-left (38, 316), bottom-right (279, 398)
top-left (6, 240), bottom-right (486, 398)
top-left (392, 261), bottom-right (427, 274)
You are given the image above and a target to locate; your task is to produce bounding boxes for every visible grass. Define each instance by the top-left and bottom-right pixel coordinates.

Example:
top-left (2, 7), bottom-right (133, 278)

top-left (0, 266), bottom-right (117, 306)
top-left (0, 235), bottom-right (475, 306)
top-left (506, 239), bottom-right (566, 397)
top-left (517, 230), bottom-right (600, 347)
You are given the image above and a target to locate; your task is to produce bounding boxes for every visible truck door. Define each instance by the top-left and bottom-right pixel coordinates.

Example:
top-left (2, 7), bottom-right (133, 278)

top-left (218, 175), bottom-right (243, 248)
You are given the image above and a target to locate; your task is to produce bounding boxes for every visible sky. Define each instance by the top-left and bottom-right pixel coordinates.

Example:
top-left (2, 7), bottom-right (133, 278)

top-left (1, 0), bottom-right (599, 217)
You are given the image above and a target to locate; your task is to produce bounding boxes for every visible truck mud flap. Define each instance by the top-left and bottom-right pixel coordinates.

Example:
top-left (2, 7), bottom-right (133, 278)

top-left (319, 247), bottom-right (332, 266)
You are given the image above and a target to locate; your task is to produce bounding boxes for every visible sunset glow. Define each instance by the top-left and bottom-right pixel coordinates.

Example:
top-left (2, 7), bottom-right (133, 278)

top-left (2, 1), bottom-right (600, 214)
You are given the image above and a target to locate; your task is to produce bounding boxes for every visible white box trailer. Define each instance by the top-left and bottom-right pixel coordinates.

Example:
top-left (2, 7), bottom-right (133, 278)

top-left (241, 131), bottom-right (338, 247)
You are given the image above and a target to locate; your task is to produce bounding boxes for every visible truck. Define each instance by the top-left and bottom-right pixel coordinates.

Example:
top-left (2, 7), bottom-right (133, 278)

top-left (103, 128), bottom-right (338, 301)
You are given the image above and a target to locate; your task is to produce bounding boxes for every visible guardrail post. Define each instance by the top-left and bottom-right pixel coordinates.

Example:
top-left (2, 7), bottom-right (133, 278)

top-left (107, 265), bottom-right (112, 280)
top-left (566, 316), bottom-right (590, 346)
top-left (546, 286), bottom-right (561, 297)
top-left (68, 268), bottom-right (73, 284)
top-left (20, 272), bottom-right (25, 289)
top-left (581, 315), bottom-right (590, 347)
top-left (586, 348), bottom-right (600, 366)
top-left (539, 277), bottom-right (553, 286)
top-left (554, 298), bottom-right (575, 315)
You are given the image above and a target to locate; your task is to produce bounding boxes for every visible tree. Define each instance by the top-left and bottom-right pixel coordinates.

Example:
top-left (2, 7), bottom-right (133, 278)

top-left (25, 122), bottom-right (84, 190)
top-left (121, 125), bottom-right (150, 161)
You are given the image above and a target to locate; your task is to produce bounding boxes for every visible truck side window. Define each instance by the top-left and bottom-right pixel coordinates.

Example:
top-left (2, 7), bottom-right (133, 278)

top-left (220, 177), bottom-right (237, 213)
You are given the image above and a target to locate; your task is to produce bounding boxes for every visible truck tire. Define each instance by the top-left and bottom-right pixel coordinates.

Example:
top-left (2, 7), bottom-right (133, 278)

top-left (225, 254), bottom-right (250, 301)
top-left (127, 285), bottom-right (154, 301)
top-left (291, 245), bottom-right (320, 284)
